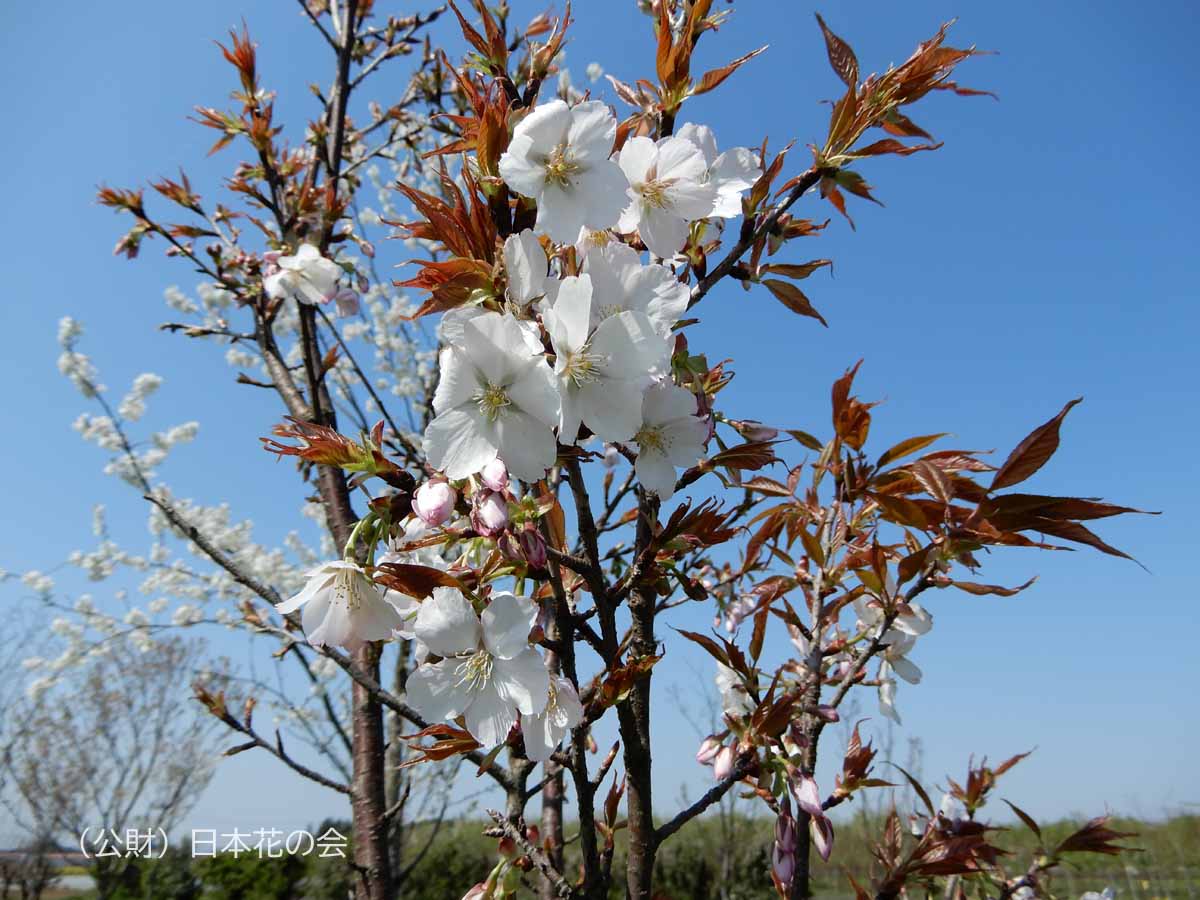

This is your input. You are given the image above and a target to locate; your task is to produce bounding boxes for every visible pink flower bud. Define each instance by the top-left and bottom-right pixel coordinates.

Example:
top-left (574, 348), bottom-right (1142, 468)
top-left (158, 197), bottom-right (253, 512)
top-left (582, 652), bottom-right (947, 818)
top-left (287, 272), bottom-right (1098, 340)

top-left (791, 774), bottom-right (823, 818)
top-left (602, 444), bottom-right (620, 469)
top-left (518, 523), bottom-right (548, 569)
top-left (461, 883), bottom-right (489, 900)
top-left (481, 457), bottom-right (508, 492)
top-left (696, 736), bottom-right (722, 766)
top-left (815, 704), bottom-right (839, 723)
top-left (734, 420), bottom-right (779, 442)
top-left (360, 240), bottom-right (376, 258)
top-left (413, 478), bottom-right (457, 527)
top-left (713, 745), bottom-right (736, 781)
top-left (775, 797), bottom-right (797, 853)
top-left (472, 491), bottom-right (509, 537)
top-left (357, 272), bottom-right (370, 293)
top-left (771, 843), bottom-right (795, 886)
top-left (334, 288), bottom-right (360, 317)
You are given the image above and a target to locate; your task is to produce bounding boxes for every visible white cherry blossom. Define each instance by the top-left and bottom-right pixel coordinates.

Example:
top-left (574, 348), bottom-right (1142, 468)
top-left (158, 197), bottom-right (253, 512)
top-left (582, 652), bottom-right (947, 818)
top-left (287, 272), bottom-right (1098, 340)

top-left (617, 136), bottom-right (717, 258)
top-left (503, 230), bottom-right (551, 307)
top-left (263, 244), bottom-right (343, 306)
top-left (498, 100), bottom-right (629, 242)
top-left (520, 673), bottom-right (584, 763)
top-left (716, 662), bottom-right (754, 718)
top-left (675, 122), bottom-right (760, 219)
top-left (629, 381), bottom-right (709, 498)
top-left (276, 560), bottom-right (402, 651)
top-left (406, 589), bottom-right (549, 747)
top-left (424, 312), bottom-right (560, 482)
top-left (544, 274), bottom-right (668, 443)
top-left (582, 242), bottom-right (690, 339)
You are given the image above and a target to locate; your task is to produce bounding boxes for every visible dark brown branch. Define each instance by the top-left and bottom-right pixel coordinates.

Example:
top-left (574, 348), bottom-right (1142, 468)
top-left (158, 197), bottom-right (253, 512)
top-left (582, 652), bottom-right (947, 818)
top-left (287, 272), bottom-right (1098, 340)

top-left (485, 810), bottom-right (576, 899)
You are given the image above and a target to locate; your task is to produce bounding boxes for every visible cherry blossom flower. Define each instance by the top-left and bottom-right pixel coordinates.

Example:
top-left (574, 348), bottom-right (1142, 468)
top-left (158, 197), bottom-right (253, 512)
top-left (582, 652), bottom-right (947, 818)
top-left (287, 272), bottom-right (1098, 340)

top-left (520, 673), bottom-right (584, 763)
top-left (377, 519), bottom-right (444, 642)
top-left (423, 312), bottom-right (560, 482)
top-left (263, 244), bottom-right (343, 306)
top-left (617, 136), bottom-right (717, 258)
top-left (498, 100), bottom-right (629, 242)
top-left (675, 122), bottom-right (760, 219)
top-left (413, 478), bottom-right (457, 527)
top-left (582, 242), bottom-right (690, 339)
top-left (629, 381), bottom-right (709, 498)
top-left (715, 662), bottom-right (754, 718)
top-left (502, 230), bottom-right (550, 307)
top-left (406, 589), bottom-right (549, 748)
top-left (276, 560), bottom-right (402, 651)
top-left (544, 274), bottom-right (668, 443)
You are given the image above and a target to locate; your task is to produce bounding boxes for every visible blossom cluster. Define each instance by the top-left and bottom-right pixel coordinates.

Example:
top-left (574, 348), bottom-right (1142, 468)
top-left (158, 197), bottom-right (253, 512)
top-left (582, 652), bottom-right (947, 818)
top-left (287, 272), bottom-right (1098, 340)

top-left (276, 97), bottom-right (760, 759)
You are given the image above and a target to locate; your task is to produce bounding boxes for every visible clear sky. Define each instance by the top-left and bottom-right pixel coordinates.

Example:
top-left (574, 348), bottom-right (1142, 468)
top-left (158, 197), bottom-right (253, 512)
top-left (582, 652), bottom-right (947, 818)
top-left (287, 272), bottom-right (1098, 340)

top-left (1, 0), bottom-right (1197, 843)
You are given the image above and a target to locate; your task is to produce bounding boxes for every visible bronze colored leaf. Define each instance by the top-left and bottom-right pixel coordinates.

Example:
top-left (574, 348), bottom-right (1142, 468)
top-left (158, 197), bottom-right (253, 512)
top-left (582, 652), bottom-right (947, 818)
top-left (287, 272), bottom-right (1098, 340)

top-left (814, 13), bottom-right (859, 88)
top-left (990, 398), bottom-right (1082, 491)
top-left (762, 278), bottom-right (828, 326)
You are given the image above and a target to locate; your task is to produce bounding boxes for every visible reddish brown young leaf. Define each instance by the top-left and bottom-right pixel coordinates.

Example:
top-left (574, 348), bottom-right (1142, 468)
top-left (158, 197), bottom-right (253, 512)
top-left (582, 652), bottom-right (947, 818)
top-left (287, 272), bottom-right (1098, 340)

top-left (372, 563), bottom-right (464, 599)
top-left (948, 577), bottom-right (1037, 597)
top-left (693, 45), bottom-right (768, 96)
top-left (876, 433), bottom-right (948, 469)
top-left (814, 13), bottom-right (859, 89)
top-left (762, 278), bottom-right (828, 326)
top-left (990, 398), bottom-right (1082, 491)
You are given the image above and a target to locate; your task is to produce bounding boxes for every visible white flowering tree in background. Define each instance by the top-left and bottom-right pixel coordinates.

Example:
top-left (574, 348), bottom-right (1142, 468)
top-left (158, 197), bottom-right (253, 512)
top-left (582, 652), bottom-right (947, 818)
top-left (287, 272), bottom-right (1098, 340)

top-left (25, 1), bottom-right (1151, 899)
top-left (1, 638), bottom-right (223, 900)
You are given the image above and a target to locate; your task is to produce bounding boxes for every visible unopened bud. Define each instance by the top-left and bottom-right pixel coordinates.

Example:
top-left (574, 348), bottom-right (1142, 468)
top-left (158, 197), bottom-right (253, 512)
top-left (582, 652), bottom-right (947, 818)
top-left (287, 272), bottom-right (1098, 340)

top-left (713, 745), bottom-right (736, 781)
top-left (413, 478), bottom-right (457, 527)
top-left (518, 523), bottom-right (547, 569)
top-left (334, 288), bottom-right (360, 317)
top-left (472, 491), bottom-right (509, 537)
top-left (481, 457), bottom-right (508, 492)
top-left (696, 736), bottom-right (722, 766)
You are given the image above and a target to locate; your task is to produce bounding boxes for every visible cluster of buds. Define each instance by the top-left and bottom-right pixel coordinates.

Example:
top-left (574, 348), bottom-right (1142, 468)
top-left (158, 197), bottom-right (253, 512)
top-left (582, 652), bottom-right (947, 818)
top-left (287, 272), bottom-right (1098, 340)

top-left (771, 796), bottom-right (797, 890)
top-left (696, 733), bottom-right (741, 781)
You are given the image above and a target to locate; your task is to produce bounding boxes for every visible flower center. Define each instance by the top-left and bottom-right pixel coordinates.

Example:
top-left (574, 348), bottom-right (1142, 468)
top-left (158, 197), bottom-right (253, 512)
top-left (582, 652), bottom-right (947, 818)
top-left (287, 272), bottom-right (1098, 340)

top-left (635, 424), bottom-right (669, 454)
top-left (475, 382), bottom-right (512, 421)
top-left (544, 144), bottom-right (581, 187)
top-left (454, 649), bottom-right (494, 693)
top-left (562, 345), bottom-right (605, 387)
top-left (638, 179), bottom-right (673, 209)
top-left (332, 568), bottom-right (366, 610)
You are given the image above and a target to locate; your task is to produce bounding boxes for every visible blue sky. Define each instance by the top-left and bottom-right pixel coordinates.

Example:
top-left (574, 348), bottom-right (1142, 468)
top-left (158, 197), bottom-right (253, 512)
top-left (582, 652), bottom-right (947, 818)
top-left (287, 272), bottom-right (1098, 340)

top-left (1, 0), bottom-right (1197, 842)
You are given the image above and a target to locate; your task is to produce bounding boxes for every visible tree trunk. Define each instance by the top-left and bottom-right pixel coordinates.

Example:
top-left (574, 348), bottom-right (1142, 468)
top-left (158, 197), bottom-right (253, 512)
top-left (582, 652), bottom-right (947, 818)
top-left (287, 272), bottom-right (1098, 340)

top-left (351, 642), bottom-right (393, 900)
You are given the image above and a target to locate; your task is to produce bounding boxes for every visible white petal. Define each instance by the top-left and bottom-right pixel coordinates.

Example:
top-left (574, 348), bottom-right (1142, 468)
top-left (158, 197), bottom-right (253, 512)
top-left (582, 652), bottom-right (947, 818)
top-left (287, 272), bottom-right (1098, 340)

top-left (536, 181), bottom-right (589, 243)
top-left (509, 361), bottom-right (562, 430)
top-left (300, 591), bottom-right (331, 639)
top-left (553, 676), bottom-right (584, 728)
top-left (406, 659), bottom-right (470, 723)
top-left (664, 180), bottom-right (718, 221)
top-left (548, 274), bottom-right (594, 355)
top-left (557, 386), bottom-right (584, 444)
top-left (462, 312), bottom-right (527, 386)
top-left (520, 710), bottom-right (555, 763)
top-left (664, 415), bottom-right (709, 467)
top-left (655, 136), bottom-right (708, 182)
top-left (639, 206), bottom-right (689, 259)
top-left (618, 136), bottom-right (657, 184)
top-left (642, 380), bottom-right (696, 425)
top-left (635, 449), bottom-right (678, 499)
top-left (432, 345), bottom-right (482, 415)
top-left (493, 647), bottom-right (550, 716)
top-left (481, 592), bottom-right (538, 660)
top-left (566, 101), bottom-right (617, 162)
top-left (463, 680), bottom-right (519, 748)
top-left (576, 160), bottom-right (632, 232)
top-left (592, 310), bottom-right (668, 377)
top-left (503, 230), bottom-right (548, 305)
top-left (579, 379), bottom-right (647, 443)
top-left (514, 99), bottom-right (571, 153)
top-left (498, 134), bottom-right (545, 198)
top-left (423, 407), bottom-right (498, 480)
top-left (276, 568), bottom-right (329, 614)
top-left (711, 147), bottom-right (759, 192)
top-left (675, 122), bottom-right (718, 166)
top-left (494, 409), bottom-right (557, 482)
top-left (890, 655), bottom-right (923, 685)
top-left (413, 586), bottom-right (480, 657)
